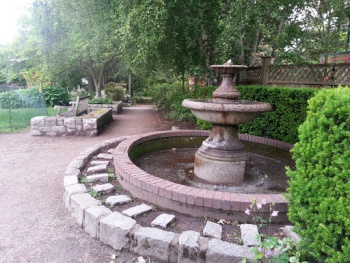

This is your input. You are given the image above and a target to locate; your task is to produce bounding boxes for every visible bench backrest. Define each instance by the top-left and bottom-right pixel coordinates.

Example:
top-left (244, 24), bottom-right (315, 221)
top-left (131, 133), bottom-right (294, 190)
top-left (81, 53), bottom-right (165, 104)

top-left (74, 96), bottom-right (89, 116)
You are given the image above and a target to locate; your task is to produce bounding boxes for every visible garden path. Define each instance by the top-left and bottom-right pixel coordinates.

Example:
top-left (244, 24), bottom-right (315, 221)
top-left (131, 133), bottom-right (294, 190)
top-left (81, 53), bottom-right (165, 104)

top-left (0, 105), bottom-right (174, 263)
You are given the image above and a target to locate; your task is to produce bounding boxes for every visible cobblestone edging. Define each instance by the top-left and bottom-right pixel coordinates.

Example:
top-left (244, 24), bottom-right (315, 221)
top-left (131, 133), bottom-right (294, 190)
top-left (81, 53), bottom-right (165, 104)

top-left (31, 108), bottom-right (113, 137)
top-left (63, 135), bottom-right (299, 263)
top-left (114, 130), bottom-right (293, 223)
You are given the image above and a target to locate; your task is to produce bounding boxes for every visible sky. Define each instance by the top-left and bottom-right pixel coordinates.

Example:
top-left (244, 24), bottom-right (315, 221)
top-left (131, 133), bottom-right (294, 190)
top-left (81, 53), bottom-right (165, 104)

top-left (0, 0), bottom-right (33, 45)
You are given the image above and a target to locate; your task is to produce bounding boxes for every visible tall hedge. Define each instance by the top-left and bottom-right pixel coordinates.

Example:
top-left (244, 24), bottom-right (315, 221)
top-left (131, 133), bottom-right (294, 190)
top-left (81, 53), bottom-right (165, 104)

top-left (149, 84), bottom-right (318, 143)
top-left (287, 87), bottom-right (350, 262)
top-left (237, 86), bottom-right (318, 144)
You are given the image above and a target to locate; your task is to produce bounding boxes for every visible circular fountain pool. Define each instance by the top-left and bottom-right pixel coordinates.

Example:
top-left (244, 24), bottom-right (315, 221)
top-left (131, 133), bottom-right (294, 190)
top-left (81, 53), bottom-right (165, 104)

top-left (113, 130), bottom-right (293, 223)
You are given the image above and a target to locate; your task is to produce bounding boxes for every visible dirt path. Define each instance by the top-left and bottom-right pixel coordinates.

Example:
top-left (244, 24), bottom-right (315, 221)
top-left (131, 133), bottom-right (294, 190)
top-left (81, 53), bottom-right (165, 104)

top-left (0, 105), bottom-right (178, 263)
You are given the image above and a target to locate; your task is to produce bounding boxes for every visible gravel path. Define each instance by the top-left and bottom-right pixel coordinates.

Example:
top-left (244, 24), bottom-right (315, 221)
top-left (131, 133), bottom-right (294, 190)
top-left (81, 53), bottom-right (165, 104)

top-left (0, 105), bottom-right (172, 263)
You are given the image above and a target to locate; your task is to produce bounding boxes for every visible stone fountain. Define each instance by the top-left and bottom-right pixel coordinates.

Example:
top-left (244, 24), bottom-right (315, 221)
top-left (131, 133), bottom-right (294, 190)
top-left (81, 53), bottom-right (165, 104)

top-left (182, 60), bottom-right (271, 185)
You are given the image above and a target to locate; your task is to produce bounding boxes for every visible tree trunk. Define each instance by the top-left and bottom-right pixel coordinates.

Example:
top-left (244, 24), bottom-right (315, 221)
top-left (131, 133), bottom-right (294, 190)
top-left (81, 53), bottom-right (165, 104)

top-left (250, 29), bottom-right (260, 65)
top-left (181, 71), bottom-right (185, 94)
top-left (87, 75), bottom-right (94, 94)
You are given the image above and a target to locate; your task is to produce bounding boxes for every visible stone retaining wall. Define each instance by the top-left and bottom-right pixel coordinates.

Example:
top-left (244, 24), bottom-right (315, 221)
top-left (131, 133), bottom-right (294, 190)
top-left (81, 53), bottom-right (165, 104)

top-left (78, 101), bottom-right (123, 113)
top-left (31, 108), bottom-right (112, 137)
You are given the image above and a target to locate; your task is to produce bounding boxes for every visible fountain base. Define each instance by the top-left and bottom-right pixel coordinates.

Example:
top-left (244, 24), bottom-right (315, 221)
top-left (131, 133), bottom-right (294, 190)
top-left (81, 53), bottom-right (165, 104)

top-left (195, 146), bottom-right (248, 185)
top-left (193, 124), bottom-right (248, 185)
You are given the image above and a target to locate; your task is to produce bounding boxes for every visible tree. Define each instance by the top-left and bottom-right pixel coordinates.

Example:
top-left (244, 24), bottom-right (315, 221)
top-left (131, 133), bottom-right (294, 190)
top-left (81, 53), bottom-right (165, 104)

top-left (295, 0), bottom-right (350, 63)
top-left (13, 0), bottom-right (121, 97)
top-left (116, 0), bottom-right (220, 92)
top-left (215, 0), bottom-right (306, 65)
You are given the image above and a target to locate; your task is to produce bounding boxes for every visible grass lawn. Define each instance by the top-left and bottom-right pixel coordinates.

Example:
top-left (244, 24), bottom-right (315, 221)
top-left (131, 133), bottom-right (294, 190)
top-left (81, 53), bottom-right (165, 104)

top-left (0, 107), bottom-right (56, 132)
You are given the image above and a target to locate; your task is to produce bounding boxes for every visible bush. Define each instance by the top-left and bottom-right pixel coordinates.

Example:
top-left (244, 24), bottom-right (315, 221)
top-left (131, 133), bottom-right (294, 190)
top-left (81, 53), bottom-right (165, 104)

top-left (89, 97), bottom-right (113, 104)
top-left (42, 86), bottom-right (69, 107)
top-left (149, 84), bottom-right (317, 143)
top-left (104, 82), bottom-right (127, 101)
top-left (237, 86), bottom-right (318, 143)
top-left (193, 85), bottom-right (317, 143)
top-left (287, 86), bottom-right (350, 262)
top-left (149, 82), bottom-right (196, 122)
top-left (0, 88), bottom-right (46, 108)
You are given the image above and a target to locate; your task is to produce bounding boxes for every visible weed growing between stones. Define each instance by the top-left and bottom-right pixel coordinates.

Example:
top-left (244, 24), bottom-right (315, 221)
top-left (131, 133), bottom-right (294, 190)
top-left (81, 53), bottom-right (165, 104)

top-left (89, 188), bottom-right (99, 198)
top-left (244, 199), bottom-right (306, 263)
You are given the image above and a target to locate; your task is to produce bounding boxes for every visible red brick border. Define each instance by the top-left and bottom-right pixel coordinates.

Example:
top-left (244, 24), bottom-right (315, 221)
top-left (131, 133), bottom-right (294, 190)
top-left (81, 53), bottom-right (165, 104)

top-left (113, 130), bottom-right (292, 222)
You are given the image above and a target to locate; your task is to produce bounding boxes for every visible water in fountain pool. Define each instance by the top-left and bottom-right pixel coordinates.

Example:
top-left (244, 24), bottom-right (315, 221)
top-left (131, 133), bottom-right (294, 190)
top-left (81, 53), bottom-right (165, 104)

top-left (134, 141), bottom-right (293, 194)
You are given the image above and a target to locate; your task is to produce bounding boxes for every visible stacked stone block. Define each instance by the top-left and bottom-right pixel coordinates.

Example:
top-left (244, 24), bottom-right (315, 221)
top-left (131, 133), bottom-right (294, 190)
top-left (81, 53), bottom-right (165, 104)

top-left (31, 108), bottom-right (112, 136)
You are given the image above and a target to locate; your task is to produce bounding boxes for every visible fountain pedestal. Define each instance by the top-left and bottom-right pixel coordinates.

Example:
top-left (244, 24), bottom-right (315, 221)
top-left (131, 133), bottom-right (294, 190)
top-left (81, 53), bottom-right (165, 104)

top-left (182, 60), bottom-right (272, 186)
top-left (194, 124), bottom-right (248, 185)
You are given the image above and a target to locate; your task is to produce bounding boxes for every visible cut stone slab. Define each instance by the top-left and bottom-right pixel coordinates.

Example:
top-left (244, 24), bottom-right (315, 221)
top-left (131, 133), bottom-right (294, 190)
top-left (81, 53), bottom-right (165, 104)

top-left (106, 195), bottom-right (132, 206)
top-left (178, 230), bottom-right (201, 263)
top-left (99, 211), bottom-right (137, 250)
top-left (65, 166), bottom-right (80, 177)
top-left (68, 158), bottom-right (85, 170)
top-left (284, 225), bottom-right (301, 243)
top-left (87, 164), bottom-right (107, 173)
top-left (96, 153), bottom-right (114, 160)
top-left (132, 227), bottom-right (178, 261)
top-left (70, 193), bottom-right (101, 226)
top-left (122, 204), bottom-right (153, 218)
top-left (90, 160), bottom-right (110, 166)
top-left (63, 184), bottom-right (87, 210)
top-left (203, 221), bottom-right (222, 239)
top-left (206, 238), bottom-right (254, 263)
top-left (107, 148), bottom-right (116, 154)
top-left (64, 175), bottom-right (78, 187)
top-left (240, 224), bottom-right (260, 247)
top-left (92, 183), bottom-right (114, 194)
top-left (151, 214), bottom-right (176, 229)
top-left (86, 173), bottom-right (109, 183)
top-left (84, 205), bottom-right (112, 238)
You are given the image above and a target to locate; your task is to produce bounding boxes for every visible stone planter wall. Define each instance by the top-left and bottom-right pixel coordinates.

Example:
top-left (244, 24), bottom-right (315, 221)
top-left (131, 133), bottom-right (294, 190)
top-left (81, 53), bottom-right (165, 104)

top-left (31, 108), bottom-right (112, 137)
top-left (83, 101), bottom-right (123, 113)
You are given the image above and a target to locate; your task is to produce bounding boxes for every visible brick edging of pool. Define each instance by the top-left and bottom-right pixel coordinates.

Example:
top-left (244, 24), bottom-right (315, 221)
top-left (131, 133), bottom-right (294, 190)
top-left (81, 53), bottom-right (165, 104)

top-left (114, 130), bottom-right (293, 223)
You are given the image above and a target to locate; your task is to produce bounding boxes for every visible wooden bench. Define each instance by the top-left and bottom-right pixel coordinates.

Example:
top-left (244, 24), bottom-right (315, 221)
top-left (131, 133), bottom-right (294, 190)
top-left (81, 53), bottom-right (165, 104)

top-left (54, 96), bottom-right (89, 117)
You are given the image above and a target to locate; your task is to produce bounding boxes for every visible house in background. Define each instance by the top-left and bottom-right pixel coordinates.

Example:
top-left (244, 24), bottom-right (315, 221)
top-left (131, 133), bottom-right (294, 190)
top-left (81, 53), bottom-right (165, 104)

top-left (323, 51), bottom-right (350, 63)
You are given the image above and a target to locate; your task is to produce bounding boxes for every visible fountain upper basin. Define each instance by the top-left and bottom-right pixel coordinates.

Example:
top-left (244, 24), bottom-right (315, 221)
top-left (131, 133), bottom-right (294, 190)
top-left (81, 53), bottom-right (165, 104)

top-left (182, 98), bottom-right (272, 125)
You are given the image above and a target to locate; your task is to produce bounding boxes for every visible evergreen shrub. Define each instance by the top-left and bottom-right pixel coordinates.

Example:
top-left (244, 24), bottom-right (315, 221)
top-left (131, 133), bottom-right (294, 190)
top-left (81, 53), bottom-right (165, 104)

top-left (287, 86), bottom-right (350, 262)
top-left (104, 82), bottom-right (127, 101)
top-left (42, 86), bottom-right (69, 107)
top-left (237, 86), bottom-right (318, 143)
top-left (149, 83), bottom-right (317, 143)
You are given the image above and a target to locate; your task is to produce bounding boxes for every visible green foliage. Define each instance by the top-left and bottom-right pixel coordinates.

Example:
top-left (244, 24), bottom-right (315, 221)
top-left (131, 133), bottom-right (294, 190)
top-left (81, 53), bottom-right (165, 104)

top-left (153, 84), bottom-right (317, 143)
top-left (104, 82), bottom-right (127, 101)
top-left (237, 86), bottom-right (318, 143)
top-left (89, 97), bottom-right (113, 104)
top-left (0, 71), bottom-right (6, 84)
top-left (252, 235), bottom-right (306, 263)
top-left (42, 86), bottom-right (69, 107)
top-left (0, 88), bottom-right (46, 109)
top-left (287, 86), bottom-right (350, 262)
top-left (149, 82), bottom-right (195, 122)
top-left (0, 107), bottom-right (49, 132)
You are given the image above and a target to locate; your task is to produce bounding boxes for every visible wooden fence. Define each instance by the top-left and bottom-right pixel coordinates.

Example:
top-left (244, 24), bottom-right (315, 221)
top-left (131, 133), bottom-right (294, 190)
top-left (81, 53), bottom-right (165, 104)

top-left (238, 57), bottom-right (350, 88)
